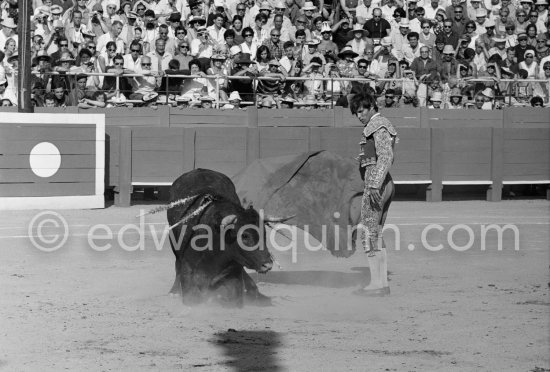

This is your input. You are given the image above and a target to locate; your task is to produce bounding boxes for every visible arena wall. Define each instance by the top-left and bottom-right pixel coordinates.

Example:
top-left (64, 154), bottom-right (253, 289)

top-left (0, 108), bottom-right (548, 207)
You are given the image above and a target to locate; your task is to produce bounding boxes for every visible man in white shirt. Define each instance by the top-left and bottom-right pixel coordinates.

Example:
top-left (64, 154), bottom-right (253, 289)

top-left (191, 26), bottom-right (215, 58)
top-left (147, 38), bottom-right (174, 71)
top-left (207, 13), bottom-right (227, 45)
top-left (96, 20), bottom-right (126, 54)
top-left (357, 0), bottom-right (375, 24)
top-left (390, 18), bottom-right (410, 60)
top-left (424, 0), bottom-right (445, 20)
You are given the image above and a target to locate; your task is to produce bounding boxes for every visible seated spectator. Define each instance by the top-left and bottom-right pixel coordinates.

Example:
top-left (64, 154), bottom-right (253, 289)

top-left (230, 53), bottom-right (257, 102)
top-left (447, 87), bottom-right (464, 108)
top-left (199, 95), bottom-right (215, 109)
top-left (207, 54), bottom-right (230, 101)
top-left (79, 91), bottom-right (107, 109)
top-left (303, 39), bottom-right (326, 67)
top-left (331, 17), bottom-right (353, 51)
top-left (411, 45), bottom-right (439, 78)
top-left (378, 88), bottom-right (400, 108)
top-left (428, 91), bottom-right (443, 108)
top-left (519, 49), bottom-right (539, 78)
top-left (228, 91), bottom-right (242, 108)
top-left (347, 24), bottom-right (372, 56)
top-left (43, 92), bottom-right (57, 108)
top-left (530, 96), bottom-right (544, 107)
top-left (318, 22), bottom-right (339, 59)
top-left (302, 56), bottom-right (325, 96)
top-left (257, 59), bottom-right (286, 96)
top-left (0, 78), bottom-right (16, 106)
top-left (129, 55), bottom-right (160, 103)
top-left (478, 87), bottom-right (495, 109)
top-left (50, 80), bottom-right (70, 107)
top-left (337, 45), bottom-right (359, 78)
top-left (255, 45), bottom-right (272, 72)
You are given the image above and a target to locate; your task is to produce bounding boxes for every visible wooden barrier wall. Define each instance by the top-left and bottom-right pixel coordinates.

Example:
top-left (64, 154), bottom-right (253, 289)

top-left (1, 107), bottom-right (548, 206)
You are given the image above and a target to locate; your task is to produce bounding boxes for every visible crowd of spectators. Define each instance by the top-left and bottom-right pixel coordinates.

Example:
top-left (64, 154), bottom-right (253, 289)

top-left (0, 0), bottom-right (548, 109)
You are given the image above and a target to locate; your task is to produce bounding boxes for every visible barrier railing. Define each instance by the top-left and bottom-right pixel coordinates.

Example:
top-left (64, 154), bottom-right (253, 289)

top-left (31, 71), bottom-right (550, 108)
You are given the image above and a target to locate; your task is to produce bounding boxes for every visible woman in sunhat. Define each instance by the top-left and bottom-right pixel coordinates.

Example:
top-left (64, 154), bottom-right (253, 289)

top-left (447, 87), bottom-right (464, 108)
top-left (337, 45), bottom-right (359, 78)
top-left (347, 24), bottom-right (373, 55)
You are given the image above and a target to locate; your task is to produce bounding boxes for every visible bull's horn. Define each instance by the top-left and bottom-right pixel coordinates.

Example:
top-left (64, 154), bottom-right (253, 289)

top-left (264, 214), bottom-right (296, 224)
top-left (221, 214), bottom-right (238, 229)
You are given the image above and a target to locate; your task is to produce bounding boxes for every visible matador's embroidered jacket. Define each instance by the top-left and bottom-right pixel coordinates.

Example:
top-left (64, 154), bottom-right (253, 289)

top-left (358, 113), bottom-right (398, 190)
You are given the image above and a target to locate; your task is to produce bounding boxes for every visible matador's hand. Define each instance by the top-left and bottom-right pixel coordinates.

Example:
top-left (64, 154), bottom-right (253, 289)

top-left (368, 188), bottom-right (382, 210)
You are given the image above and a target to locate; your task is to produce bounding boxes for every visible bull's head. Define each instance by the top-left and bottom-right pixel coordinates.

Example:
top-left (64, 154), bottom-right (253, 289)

top-left (217, 205), bottom-right (273, 274)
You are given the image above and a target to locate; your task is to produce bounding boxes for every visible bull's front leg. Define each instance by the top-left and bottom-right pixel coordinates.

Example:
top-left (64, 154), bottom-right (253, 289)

top-left (242, 269), bottom-right (272, 306)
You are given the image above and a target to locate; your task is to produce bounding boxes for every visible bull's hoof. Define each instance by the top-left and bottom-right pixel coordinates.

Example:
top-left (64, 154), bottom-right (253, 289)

top-left (245, 291), bottom-right (272, 306)
top-left (352, 286), bottom-right (390, 297)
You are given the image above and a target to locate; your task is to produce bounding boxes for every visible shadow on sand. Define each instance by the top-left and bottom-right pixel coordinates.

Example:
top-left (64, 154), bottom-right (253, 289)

top-left (250, 267), bottom-right (371, 288)
top-left (211, 330), bottom-right (283, 371)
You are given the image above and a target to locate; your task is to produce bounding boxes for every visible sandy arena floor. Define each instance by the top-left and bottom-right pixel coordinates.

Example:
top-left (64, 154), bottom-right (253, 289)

top-left (1, 200), bottom-right (549, 371)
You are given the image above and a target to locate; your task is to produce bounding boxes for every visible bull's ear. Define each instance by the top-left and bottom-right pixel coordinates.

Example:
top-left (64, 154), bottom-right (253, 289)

top-left (221, 214), bottom-right (238, 229)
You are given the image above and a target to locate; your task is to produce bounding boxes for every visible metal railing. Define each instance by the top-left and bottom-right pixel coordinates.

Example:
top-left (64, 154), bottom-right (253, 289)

top-left (31, 70), bottom-right (550, 108)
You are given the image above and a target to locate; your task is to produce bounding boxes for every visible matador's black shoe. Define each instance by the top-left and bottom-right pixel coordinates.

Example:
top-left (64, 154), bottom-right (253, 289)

top-left (352, 286), bottom-right (390, 297)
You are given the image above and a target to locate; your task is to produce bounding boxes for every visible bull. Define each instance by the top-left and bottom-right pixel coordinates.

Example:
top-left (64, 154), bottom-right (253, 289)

top-left (166, 169), bottom-right (279, 307)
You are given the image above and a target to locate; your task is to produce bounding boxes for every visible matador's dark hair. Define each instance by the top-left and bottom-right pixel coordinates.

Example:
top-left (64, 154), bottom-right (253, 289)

top-left (349, 86), bottom-right (378, 115)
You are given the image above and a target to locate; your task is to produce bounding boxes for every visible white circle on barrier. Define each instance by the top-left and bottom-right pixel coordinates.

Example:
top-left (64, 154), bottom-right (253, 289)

top-left (29, 142), bottom-right (61, 178)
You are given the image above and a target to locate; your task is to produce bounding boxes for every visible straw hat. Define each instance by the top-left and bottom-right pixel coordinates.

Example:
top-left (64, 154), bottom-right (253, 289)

top-left (200, 95), bottom-right (215, 102)
top-left (481, 87), bottom-right (494, 99)
top-left (82, 29), bottom-right (96, 37)
top-left (259, 1), bottom-right (272, 10)
top-left (321, 22), bottom-right (332, 33)
top-left (211, 53), bottom-right (226, 60)
top-left (196, 25), bottom-right (207, 33)
top-left (431, 92), bottom-right (443, 102)
top-left (188, 15), bottom-right (206, 24)
top-left (302, 1), bottom-right (317, 10)
top-left (274, 0), bottom-right (286, 8)
top-left (442, 45), bottom-right (455, 54)
top-left (175, 95), bottom-right (192, 102)
top-left (58, 53), bottom-right (75, 63)
top-left (348, 24), bottom-right (369, 38)
top-left (35, 50), bottom-right (52, 63)
top-left (1, 17), bottom-right (17, 29)
top-left (50, 5), bottom-right (63, 15)
top-left (381, 37), bottom-right (392, 46)
top-left (450, 88), bottom-right (462, 97)
top-left (221, 104), bottom-right (235, 109)
top-left (484, 19), bottom-right (495, 28)
top-left (535, 0), bottom-right (548, 5)
top-left (338, 45), bottom-right (359, 59)
top-left (305, 38), bottom-right (321, 46)
top-left (475, 8), bottom-right (487, 17)
top-left (110, 94), bottom-right (128, 105)
top-left (268, 59), bottom-right (281, 66)
top-left (399, 19), bottom-right (410, 28)
top-left (228, 91), bottom-right (242, 101)
top-left (493, 33), bottom-right (506, 42)
top-left (142, 92), bottom-right (159, 102)
top-left (524, 49), bottom-right (535, 58)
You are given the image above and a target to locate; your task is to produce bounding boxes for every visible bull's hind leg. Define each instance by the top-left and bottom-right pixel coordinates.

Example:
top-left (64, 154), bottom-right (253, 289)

top-left (169, 259), bottom-right (182, 296)
top-left (243, 269), bottom-right (272, 306)
top-left (168, 226), bottom-right (192, 296)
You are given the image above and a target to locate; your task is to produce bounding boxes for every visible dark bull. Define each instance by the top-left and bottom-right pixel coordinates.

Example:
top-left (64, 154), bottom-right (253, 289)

top-left (167, 169), bottom-right (283, 307)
